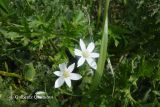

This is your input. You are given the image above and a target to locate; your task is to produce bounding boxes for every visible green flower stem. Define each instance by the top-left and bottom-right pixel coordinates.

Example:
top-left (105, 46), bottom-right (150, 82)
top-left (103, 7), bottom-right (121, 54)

top-left (0, 71), bottom-right (22, 79)
top-left (90, 0), bottom-right (110, 91)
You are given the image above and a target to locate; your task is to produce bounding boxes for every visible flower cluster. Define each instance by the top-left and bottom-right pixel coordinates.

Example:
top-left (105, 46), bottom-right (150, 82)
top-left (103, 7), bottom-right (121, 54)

top-left (54, 39), bottom-right (99, 88)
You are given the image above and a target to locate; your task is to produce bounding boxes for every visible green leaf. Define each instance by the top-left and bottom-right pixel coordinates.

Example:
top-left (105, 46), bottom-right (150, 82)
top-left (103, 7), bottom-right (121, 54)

top-left (90, 0), bottom-right (110, 91)
top-left (23, 63), bottom-right (36, 81)
top-left (153, 90), bottom-right (160, 96)
top-left (0, 29), bottom-right (21, 40)
top-left (48, 97), bottom-right (60, 107)
top-left (114, 39), bottom-right (119, 47)
top-left (138, 57), bottom-right (153, 77)
top-left (0, 0), bottom-right (9, 14)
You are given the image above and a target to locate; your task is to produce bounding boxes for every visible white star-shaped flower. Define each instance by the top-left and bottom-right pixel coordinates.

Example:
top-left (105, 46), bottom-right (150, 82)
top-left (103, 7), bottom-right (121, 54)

top-left (74, 39), bottom-right (99, 69)
top-left (35, 91), bottom-right (47, 99)
top-left (54, 63), bottom-right (82, 88)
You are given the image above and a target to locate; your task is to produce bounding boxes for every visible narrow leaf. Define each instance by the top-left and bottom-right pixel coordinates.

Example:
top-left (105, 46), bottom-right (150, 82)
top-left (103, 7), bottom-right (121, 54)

top-left (90, 0), bottom-right (110, 91)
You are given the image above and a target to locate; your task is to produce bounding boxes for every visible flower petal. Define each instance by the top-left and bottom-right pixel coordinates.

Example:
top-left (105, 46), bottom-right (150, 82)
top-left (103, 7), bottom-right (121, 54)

top-left (74, 49), bottom-right (82, 56)
top-left (64, 78), bottom-right (71, 87)
top-left (77, 57), bottom-right (85, 67)
top-left (35, 91), bottom-right (47, 99)
top-left (87, 42), bottom-right (95, 52)
top-left (91, 53), bottom-right (99, 58)
top-left (80, 39), bottom-right (86, 51)
top-left (70, 73), bottom-right (82, 80)
top-left (54, 77), bottom-right (64, 88)
top-left (54, 71), bottom-right (62, 76)
top-left (68, 63), bottom-right (75, 72)
top-left (86, 58), bottom-right (97, 69)
top-left (59, 63), bottom-right (66, 71)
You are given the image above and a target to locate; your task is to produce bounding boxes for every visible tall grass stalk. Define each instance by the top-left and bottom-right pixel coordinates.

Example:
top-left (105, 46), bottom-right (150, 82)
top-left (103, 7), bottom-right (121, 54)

top-left (90, 0), bottom-right (110, 91)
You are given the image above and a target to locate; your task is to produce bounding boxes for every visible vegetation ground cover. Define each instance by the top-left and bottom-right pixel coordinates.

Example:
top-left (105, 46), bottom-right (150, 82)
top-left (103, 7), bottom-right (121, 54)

top-left (0, 0), bottom-right (160, 106)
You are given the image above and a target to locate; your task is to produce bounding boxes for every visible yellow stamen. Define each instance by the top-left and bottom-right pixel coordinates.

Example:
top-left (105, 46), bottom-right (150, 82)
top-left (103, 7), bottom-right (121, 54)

top-left (63, 70), bottom-right (70, 78)
top-left (82, 51), bottom-right (90, 58)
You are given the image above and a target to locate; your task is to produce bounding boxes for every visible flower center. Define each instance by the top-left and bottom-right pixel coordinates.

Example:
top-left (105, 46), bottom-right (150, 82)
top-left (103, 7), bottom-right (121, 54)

top-left (63, 70), bottom-right (70, 78)
top-left (82, 50), bottom-right (90, 58)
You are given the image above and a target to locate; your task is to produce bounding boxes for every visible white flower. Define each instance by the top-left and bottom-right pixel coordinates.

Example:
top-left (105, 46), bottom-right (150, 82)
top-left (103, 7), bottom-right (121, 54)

top-left (35, 91), bottom-right (47, 99)
top-left (54, 63), bottom-right (82, 88)
top-left (74, 39), bottom-right (99, 69)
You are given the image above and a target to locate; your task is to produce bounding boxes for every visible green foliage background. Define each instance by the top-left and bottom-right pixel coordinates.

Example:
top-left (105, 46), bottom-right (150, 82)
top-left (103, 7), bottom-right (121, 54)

top-left (0, 0), bottom-right (160, 107)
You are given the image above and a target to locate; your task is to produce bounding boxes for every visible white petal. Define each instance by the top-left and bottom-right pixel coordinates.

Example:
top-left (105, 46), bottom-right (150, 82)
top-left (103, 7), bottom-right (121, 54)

top-left (74, 49), bottom-right (82, 56)
top-left (35, 91), bottom-right (46, 95)
top-left (87, 42), bottom-right (95, 52)
top-left (77, 57), bottom-right (85, 67)
top-left (35, 91), bottom-right (46, 99)
top-left (54, 77), bottom-right (64, 88)
top-left (64, 78), bottom-right (71, 87)
top-left (59, 63), bottom-right (66, 71)
top-left (53, 71), bottom-right (62, 76)
top-left (70, 73), bottom-right (82, 80)
top-left (91, 53), bottom-right (99, 58)
top-left (67, 63), bottom-right (75, 72)
top-left (86, 58), bottom-right (97, 69)
top-left (80, 39), bottom-right (86, 51)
